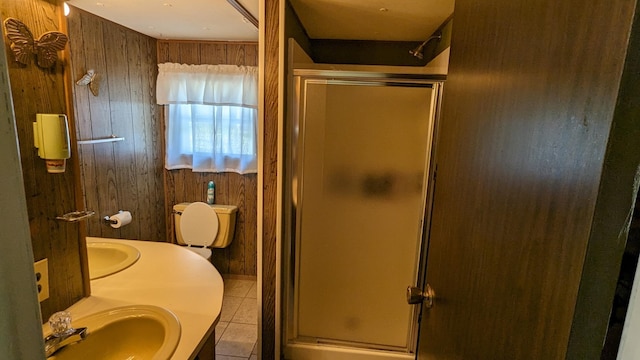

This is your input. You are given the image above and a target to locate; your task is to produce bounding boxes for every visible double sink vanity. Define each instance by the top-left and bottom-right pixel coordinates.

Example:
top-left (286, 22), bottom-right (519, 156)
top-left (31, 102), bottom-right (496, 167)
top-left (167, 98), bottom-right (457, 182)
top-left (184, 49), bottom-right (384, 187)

top-left (43, 237), bottom-right (223, 359)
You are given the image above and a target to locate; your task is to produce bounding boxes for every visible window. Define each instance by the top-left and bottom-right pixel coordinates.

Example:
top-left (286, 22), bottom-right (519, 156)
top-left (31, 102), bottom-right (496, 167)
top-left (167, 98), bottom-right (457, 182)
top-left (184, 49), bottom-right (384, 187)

top-left (157, 63), bottom-right (258, 174)
top-left (166, 103), bottom-right (256, 173)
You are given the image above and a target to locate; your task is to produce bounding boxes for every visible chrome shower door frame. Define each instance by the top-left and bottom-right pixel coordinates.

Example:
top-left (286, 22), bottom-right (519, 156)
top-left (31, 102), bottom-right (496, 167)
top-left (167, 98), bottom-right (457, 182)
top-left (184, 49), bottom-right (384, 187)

top-left (283, 69), bottom-right (444, 356)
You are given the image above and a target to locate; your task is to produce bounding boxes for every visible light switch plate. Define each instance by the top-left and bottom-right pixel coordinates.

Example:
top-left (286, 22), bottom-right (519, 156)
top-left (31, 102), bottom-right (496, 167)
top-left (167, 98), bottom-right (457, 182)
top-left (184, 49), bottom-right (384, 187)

top-left (34, 258), bottom-right (49, 302)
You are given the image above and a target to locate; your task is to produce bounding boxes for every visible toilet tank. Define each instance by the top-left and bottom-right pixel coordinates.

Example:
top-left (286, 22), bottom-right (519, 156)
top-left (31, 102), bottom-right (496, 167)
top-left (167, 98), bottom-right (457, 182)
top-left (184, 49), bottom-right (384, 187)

top-left (173, 202), bottom-right (238, 248)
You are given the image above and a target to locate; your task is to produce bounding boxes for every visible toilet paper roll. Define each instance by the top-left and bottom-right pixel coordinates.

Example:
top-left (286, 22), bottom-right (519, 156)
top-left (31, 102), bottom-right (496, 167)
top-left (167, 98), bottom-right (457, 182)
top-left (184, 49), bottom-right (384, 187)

top-left (109, 211), bottom-right (132, 229)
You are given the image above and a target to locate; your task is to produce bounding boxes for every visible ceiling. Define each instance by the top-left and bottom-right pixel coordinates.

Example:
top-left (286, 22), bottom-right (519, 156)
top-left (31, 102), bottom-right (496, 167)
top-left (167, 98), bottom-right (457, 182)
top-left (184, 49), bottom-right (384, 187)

top-left (66, 0), bottom-right (260, 41)
top-left (66, 0), bottom-right (454, 42)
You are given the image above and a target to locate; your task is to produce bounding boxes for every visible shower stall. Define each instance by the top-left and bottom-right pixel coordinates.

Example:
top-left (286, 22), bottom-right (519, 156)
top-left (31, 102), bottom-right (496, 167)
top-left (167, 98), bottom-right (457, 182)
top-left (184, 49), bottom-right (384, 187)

top-left (283, 69), bottom-right (443, 359)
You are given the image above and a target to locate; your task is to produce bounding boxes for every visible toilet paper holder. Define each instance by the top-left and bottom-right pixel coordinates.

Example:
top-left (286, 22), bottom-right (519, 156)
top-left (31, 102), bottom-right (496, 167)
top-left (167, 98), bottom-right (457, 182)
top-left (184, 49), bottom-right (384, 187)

top-left (103, 210), bottom-right (125, 225)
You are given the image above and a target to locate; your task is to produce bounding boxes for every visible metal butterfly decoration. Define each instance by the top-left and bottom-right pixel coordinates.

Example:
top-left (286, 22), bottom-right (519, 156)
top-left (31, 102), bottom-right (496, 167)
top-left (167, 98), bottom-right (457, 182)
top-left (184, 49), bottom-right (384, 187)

top-left (3, 17), bottom-right (68, 68)
top-left (76, 69), bottom-right (99, 96)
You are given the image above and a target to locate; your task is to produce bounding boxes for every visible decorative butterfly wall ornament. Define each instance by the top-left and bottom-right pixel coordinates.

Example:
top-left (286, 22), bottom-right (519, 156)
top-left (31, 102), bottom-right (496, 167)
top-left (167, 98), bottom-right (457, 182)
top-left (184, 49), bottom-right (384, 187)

top-left (3, 17), bottom-right (68, 68)
top-left (76, 69), bottom-right (99, 96)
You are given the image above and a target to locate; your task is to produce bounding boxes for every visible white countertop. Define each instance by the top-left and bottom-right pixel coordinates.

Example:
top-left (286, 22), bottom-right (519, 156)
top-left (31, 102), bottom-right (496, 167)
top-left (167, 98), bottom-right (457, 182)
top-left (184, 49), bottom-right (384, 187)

top-left (58, 237), bottom-right (223, 359)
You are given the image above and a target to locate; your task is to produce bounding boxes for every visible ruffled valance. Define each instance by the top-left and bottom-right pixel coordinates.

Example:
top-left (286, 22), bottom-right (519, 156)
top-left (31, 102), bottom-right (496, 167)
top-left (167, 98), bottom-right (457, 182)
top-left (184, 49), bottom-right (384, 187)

top-left (156, 63), bottom-right (258, 108)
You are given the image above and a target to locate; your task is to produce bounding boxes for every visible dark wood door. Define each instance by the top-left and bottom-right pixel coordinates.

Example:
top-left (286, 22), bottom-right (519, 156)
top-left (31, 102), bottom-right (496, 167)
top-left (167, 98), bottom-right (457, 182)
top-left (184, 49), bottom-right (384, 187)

top-left (417, 0), bottom-right (638, 359)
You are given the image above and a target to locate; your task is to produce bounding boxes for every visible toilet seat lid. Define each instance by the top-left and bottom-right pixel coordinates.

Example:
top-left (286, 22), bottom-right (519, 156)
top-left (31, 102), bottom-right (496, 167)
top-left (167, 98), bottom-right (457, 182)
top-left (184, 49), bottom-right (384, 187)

top-left (180, 202), bottom-right (219, 247)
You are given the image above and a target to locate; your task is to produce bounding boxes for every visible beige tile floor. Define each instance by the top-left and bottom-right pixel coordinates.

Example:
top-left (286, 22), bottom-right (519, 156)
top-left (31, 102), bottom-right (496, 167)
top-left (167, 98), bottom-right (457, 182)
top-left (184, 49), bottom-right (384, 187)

top-left (215, 277), bottom-right (258, 360)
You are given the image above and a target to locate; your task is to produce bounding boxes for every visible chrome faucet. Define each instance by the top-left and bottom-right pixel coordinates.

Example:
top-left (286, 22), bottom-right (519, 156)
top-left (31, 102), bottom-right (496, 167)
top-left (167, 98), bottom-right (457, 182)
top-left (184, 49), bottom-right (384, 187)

top-left (44, 311), bottom-right (88, 357)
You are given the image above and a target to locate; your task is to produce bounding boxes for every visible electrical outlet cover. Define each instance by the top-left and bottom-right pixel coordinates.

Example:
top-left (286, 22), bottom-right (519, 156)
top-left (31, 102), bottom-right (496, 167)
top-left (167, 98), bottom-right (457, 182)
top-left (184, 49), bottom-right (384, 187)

top-left (34, 258), bottom-right (49, 302)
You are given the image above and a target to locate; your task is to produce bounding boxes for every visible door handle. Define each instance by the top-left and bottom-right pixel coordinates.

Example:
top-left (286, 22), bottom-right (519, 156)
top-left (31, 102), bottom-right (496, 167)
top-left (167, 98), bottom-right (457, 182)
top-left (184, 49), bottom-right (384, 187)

top-left (407, 284), bottom-right (435, 309)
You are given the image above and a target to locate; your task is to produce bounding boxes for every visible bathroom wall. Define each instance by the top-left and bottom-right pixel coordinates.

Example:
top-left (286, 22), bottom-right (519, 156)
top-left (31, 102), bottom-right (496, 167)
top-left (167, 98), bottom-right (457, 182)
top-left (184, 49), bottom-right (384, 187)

top-left (158, 40), bottom-right (258, 276)
top-left (262, 0), bottom-right (280, 355)
top-left (66, 7), bottom-right (165, 241)
top-left (66, 7), bottom-right (258, 276)
top-left (1, 0), bottom-right (86, 321)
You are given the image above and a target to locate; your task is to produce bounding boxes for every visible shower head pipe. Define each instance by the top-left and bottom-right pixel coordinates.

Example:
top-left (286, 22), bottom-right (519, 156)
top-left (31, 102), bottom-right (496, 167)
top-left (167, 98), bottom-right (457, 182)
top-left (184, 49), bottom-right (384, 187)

top-left (409, 33), bottom-right (443, 59)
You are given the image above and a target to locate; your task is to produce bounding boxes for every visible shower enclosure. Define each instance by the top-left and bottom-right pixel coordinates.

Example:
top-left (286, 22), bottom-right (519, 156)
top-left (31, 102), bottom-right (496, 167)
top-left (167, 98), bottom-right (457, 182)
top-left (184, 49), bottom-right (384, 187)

top-left (283, 70), bottom-right (443, 359)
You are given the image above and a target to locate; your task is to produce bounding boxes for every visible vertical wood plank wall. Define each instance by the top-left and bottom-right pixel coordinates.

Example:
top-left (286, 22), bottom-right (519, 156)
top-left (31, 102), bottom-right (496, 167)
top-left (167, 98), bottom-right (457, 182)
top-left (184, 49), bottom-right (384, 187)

top-left (158, 40), bottom-right (258, 276)
top-left (1, 0), bottom-right (85, 321)
top-left (66, 8), bottom-right (165, 242)
top-left (262, 0), bottom-right (280, 356)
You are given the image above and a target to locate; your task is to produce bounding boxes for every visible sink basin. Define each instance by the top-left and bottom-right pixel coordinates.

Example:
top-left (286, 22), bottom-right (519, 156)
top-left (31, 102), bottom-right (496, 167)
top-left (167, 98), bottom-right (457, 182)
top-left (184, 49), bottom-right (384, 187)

top-left (48, 305), bottom-right (181, 360)
top-left (87, 242), bottom-right (140, 279)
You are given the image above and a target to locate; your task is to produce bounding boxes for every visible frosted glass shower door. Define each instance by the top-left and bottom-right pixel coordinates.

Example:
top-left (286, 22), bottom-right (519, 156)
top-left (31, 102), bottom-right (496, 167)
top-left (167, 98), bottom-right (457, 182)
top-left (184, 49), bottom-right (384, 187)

top-left (295, 79), bottom-right (436, 351)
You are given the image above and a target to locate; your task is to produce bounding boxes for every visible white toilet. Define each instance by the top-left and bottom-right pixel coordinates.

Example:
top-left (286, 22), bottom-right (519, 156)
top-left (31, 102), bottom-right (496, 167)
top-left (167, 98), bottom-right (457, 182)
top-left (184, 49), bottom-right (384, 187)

top-left (173, 202), bottom-right (238, 260)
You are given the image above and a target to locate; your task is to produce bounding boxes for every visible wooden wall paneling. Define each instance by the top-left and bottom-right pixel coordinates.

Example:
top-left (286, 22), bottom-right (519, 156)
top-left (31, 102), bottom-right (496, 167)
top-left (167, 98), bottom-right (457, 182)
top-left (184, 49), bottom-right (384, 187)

top-left (262, 0), bottom-right (280, 355)
top-left (71, 9), bottom-right (101, 237)
top-left (212, 173), bottom-right (230, 204)
top-left (66, 9), bottom-right (96, 224)
top-left (245, 174), bottom-right (257, 276)
top-left (226, 43), bottom-right (245, 65)
top-left (228, 173), bottom-right (246, 274)
top-left (156, 42), bottom-right (169, 64)
top-left (143, 36), bottom-right (164, 241)
top-left (1, 0), bottom-right (85, 321)
top-left (200, 43), bottom-right (227, 65)
top-left (169, 169), bottom-right (185, 231)
top-left (69, 8), bottom-right (164, 241)
top-left (166, 41), bottom-right (182, 63)
top-left (178, 42), bottom-right (201, 64)
top-left (131, 31), bottom-right (162, 241)
top-left (59, 6), bottom-right (91, 297)
top-left (103, 24), bottom-right (139, 240)
top-left (181, 172), bottom-right (194, 204)
top-left (8, 67), bottom-right (38, 205)
top-left (44, 120), bottom-right (85, 319)
top-left (3, 59), bottom-right (34, 198)
top-left (193, 173), bottom-right (208, 202)
top-left (165, 176), bottom-right (181, 243)
top-left (245, 44), bottom-right (257, 66)
top-left (82, 13), bottom-right (117, 238)
top-left (211, 243), bottom-right (231, 274)
top-left (150, 51), bottom-right (165, 241)
top-left (186, 172), bottom-right (199, 202)
top-left (126, 30), bottom-right (150, 240)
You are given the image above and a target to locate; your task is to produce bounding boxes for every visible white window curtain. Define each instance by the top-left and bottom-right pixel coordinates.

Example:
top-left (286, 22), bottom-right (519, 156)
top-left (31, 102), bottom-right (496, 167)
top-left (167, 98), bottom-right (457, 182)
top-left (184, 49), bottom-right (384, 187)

top-left (157, 63), bottom-right (258, 174)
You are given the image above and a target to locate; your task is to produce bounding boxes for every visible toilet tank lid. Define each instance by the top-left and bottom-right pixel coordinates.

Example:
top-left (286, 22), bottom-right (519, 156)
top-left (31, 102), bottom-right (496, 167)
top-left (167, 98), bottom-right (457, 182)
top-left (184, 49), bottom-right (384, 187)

top-left (174, 202), bottom-right (237, 214)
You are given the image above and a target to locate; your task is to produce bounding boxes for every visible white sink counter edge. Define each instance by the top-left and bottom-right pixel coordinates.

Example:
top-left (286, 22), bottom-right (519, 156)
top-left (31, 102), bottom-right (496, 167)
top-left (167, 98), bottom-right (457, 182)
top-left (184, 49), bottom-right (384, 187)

top-left (50, 237), bottom-right (223, 360)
